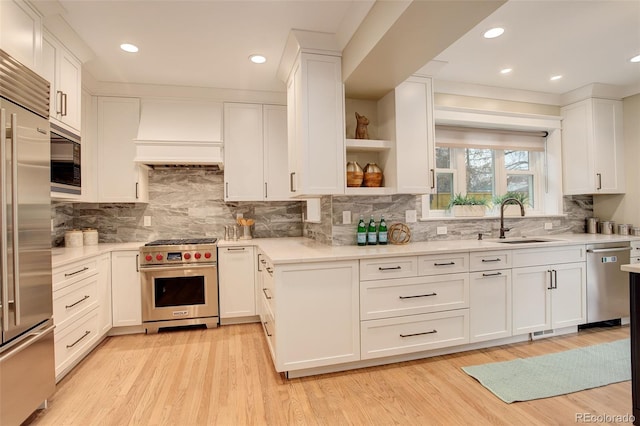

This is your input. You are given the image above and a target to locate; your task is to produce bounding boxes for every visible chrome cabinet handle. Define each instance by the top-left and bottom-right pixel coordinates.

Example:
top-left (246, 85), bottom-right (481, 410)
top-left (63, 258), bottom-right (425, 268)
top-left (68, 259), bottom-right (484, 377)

top-left (136, 254), bottom-right (139, 272)
top-left (378, 266), bottom-right (401, 271)
top-left (400, 330), bottom-right (437, 338)
top-left (135, 182), bottom-right (139, 199)
top-left (64, 266), bottom-right (89, 277)
top-left (225, 182), bottom-right (229, 198)
top-left (66, 330), bottom-right (91, 349)
top-left (289, 172), bottom-right (296, 192)
top-left (10, 113), bottom-right (20, 326)
top-left (434, 262), bottom-right (455, 266)
top-left (266, 267), bottom-right (273, 276)
top-left (1, 108), bottom-right (8, 332)
top-left (263, 321), bottom-right (272, 337)
top-left (553, 269), bottom-right (558, 289)
top-left (430, 169), bottom-right (435, 189)
top-left (257, 253), bottom-right (263, 271)
top-left (596, 173), bottom-right (602, 190)
top-left (587, 247), bottom-right (632, 253)
top-left (62, 92), bottom-right (68, 116)
top-left (264, 182), bottom-right (268, 199)
top-left (482, 272), bottom-right (502, 277)
top-left (65, 295), bottom-right (90, 309)
top-left (399, 293), bottom-right (436, 299)
top-left (227, 247), bottom-right (246, 251)
top-left (547, 270), bottom-right (554, 290)
top-left (481, 258), bottom-right (501, 263)
top-left (262, 288), bottom-right (273, 300)
top-left (56, 90), bottom-right (64, 115)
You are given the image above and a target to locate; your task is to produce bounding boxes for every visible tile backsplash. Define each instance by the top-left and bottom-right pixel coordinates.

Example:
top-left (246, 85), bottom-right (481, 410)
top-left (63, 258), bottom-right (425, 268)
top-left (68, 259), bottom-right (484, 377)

top-left (52, 168), bottom-right (594, 247)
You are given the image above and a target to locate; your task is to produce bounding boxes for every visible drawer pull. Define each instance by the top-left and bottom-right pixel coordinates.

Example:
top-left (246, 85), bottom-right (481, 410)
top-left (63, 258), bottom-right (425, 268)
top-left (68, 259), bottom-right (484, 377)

top-left (399, 292), bottom-right (437, 299)
top-left (64, 266), bottom-right (89, 277)
top-left (378, 266), bottom-right (402, 271)
top-left (262, 288), bottom-right (273, 300)
top-left (263, 321), bottom-right (272, 337)
top-left (227, 247), bottom-right (246, 251)
top-left (400, 330), bottom-right (437, 338)
top-left (481, 258), bottom-right (501, 263)
top-left (434, 262), bottom-right (455, 266)
top-left (482, 272), bottom-right (502, 277)
top-left (65, 295), bottom-right (90, 309)
top-left (66, 330), bottom-right (91, 349)
top-left (266, 267), bottom-right (273, 275)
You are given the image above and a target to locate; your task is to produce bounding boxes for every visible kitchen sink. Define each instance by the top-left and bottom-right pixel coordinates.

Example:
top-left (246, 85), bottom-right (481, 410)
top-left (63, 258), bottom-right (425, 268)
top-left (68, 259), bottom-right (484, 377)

top-left (496, 238), bottom-right (556, 244)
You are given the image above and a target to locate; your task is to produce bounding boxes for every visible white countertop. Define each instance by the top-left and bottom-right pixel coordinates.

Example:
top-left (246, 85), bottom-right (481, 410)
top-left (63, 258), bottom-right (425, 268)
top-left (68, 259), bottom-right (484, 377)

top-left (622, 264), bottom-right (640, 273)
top-left (51, 242), bottom-right (145, 268)
top-left (219, 233), bottom-right (640, 265)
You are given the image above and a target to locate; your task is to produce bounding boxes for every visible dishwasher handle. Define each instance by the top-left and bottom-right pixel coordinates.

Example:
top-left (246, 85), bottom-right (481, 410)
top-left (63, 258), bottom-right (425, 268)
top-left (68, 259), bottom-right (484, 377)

top-left (586, 247), bottom-right (632, 254)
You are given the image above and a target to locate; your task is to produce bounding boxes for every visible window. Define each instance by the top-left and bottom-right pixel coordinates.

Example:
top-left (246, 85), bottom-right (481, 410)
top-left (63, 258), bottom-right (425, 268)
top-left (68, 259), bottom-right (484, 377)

top-left (426, 126), bottom-right (545, 216)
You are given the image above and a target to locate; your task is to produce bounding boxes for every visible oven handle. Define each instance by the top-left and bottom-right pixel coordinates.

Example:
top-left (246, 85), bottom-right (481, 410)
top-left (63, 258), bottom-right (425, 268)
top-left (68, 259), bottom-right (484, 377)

top-left (139, 264), bottom-right (217, 273)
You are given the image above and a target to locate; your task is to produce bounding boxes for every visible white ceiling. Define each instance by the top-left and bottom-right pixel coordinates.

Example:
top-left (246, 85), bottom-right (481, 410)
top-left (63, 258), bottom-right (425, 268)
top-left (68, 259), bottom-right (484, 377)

top-left (47, 0), bottom-right (640, 97)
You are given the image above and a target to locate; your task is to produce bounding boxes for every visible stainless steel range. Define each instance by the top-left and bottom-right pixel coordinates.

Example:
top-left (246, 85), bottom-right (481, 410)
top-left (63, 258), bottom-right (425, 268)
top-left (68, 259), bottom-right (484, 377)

top-left (139, 238), bottom-right (219, 333)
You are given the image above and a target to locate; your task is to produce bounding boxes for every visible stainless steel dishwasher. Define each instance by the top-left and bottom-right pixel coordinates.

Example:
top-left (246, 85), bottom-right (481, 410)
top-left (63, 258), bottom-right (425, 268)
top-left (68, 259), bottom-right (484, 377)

top-left (586, 242), bottom-right (632, 323)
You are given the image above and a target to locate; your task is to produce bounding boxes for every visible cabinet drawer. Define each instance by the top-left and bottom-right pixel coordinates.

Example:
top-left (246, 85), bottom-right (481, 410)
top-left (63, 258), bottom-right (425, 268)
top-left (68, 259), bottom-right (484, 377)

top-left (361, 309), bottom-right (469, 359)
top-left (360, 273), bottom-right (469, 320)
top-left (53, 275), bottom-right (99, 332)
top-left (54, 309), bottom-right (99, 379)
top-left (260, 296), bottom-right (276, 362)
top-left (469, 250), bottom-right (512, 271)
top-left (418, 253), bottom-right (469, 276)
top-left (631, 241), bottom-right (640, 258)
top-left (511, 245), bottom-right (585, 268)
top-left (360, 256), bottom-right (418, 281)
top-left (53, 257), bottom-right (98, 291)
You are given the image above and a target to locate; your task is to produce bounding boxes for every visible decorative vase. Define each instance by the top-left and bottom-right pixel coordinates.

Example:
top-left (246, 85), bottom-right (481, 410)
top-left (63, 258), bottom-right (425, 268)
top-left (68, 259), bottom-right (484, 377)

top-left (346, 161), bottom-right (363, 187)
top-left (363, 163), bottom-right (383, 187)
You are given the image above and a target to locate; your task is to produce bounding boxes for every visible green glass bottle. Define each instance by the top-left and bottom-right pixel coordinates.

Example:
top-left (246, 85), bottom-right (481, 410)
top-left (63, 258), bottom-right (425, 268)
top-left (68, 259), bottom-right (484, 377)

top-left (378, 216), bottom-right (388, 245)
top-left (367, 215), bottom-right (377, 245)
top-left (356, 216), bottom-right (367, 246)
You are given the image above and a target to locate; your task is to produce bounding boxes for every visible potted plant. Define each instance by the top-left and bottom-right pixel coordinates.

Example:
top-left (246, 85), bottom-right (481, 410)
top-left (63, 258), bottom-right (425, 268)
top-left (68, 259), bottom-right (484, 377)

top-left (448, 193), bottom-right (490, 217)
top-left (493, 192), bottom-right (530, 216)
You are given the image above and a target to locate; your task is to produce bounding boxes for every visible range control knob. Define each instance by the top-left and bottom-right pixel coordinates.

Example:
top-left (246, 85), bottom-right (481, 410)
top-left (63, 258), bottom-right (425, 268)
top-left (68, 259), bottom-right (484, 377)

top-left (145, 255), bottom-right (152, 262)
top-left (194, 252), bottom-right (202, 259)
top-left (204, 252), bottom-right (212, 259)
top-left (184, 253), bottom-right (191, 260)
top-left (155, 254), bottom-right (163, 261)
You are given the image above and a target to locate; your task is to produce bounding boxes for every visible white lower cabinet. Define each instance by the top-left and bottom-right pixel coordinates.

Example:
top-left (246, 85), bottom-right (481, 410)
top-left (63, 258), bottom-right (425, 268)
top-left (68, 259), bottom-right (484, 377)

top-left (52, 255), bottom-right (105, 381)
top-left (110, 250), bottom-right (142, 328)
top-left (512, 262), bottom-right (586, 335)
top-left (97, 253), bottom-right (112, 336)
top-left (469, 269), bottom-right (512, 343)
top-left (218, 246), bottom-right (257, 321)
top-left (261, 259), bottom-right (360, 373)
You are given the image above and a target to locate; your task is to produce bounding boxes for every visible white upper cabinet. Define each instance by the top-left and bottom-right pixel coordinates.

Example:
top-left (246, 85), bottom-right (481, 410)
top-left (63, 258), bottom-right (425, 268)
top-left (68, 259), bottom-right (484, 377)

top-left (224, 103), bottom-right (290, 201)
top-left (0, 0), bottom-right (42, 73)
top-left (97, 97), bottom-right (149, 203)
top-left (43, 30), bottom-right (82, 133)
top-left (287, 52), bottom-right (345, 197)
top-left (561, 98), bottom-right (624, 195)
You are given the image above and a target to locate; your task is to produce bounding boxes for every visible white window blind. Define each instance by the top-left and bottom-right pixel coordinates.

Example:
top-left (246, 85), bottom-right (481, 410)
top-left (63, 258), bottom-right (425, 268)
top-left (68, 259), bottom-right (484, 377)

top-left (435, 125), bottom-right (547, 152)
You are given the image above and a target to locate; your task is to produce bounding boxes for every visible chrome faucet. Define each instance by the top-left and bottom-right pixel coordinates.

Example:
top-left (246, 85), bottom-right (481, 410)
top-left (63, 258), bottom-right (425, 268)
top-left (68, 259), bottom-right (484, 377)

top-left (499, 198), bottom-right (525, 239)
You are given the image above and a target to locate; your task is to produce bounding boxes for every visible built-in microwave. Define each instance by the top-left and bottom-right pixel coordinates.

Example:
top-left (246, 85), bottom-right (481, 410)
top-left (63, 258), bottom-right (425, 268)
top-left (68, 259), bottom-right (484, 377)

top-left (50, 123), bottom-right (81, 195)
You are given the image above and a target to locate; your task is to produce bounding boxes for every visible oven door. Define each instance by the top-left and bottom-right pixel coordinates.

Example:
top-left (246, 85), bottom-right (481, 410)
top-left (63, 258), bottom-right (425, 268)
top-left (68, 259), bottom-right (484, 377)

top-left (140, 264), bottom-right (219, 323)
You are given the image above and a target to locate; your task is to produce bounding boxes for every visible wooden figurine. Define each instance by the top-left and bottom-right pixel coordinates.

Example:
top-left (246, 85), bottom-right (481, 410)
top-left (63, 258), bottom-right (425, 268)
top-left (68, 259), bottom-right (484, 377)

top-left (355, 112), bottom-right (369, 139)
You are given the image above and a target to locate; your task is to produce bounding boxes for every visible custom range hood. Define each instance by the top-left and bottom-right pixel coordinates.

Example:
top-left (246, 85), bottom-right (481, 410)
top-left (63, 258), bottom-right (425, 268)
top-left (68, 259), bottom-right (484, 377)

top-left (134, 99), bottom-right (224, 167)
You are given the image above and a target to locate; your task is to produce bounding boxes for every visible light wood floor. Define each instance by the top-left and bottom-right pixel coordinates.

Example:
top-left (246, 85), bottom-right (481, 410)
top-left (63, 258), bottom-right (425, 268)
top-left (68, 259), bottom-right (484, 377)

top-left (25, 323), bottom-right (632, 426)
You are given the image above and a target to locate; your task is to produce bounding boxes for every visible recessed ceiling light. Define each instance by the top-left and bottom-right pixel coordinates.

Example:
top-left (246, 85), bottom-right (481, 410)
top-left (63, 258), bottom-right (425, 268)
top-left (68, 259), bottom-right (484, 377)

top-left (483, 27), bottom-right (504, 39)
top-left (550, 75), bottom-right (563, 81)
top-left (120, 43), bottom-right (138, 53)
top-left (631, 54), bottom-right (640, 63)
top-left (249, 54), bottom-right (267, 64)
top-left (500, 68), bottom-right (512, 74)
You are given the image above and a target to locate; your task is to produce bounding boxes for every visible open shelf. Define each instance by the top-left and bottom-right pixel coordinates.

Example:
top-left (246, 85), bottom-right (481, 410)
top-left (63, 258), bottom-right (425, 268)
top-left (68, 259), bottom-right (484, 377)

top-left (345, 186), bottom-right (396, 196)
top-left (345, 138), bottom-right (393, 152)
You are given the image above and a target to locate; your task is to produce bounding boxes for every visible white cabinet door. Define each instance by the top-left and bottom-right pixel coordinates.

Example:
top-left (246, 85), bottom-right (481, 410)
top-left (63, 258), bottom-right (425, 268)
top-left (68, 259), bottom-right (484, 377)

top-left (512, 265), bottom-right (551, 335)
top-left (287, 53), bottom-right (345, 196)
top-left (0, 0), bottom-right (42, 72)
top-left (111, 250), bottom-right (142, 327)
top-left (274, 260), bottom-right (359, 372)
top-left (43, 31), bottom-right (81, 133)
top-left (80, 91), bottom-right (98, 202)
top-left (551, 262), bottom-right (586, 329)
top-left (218, 246), bottom-right (256, 319)
top-left (223, 103), bottom-right (264, 201)
top-left (97, 253), bottom-right (112, 336)
top-left (394, 76), bottom-right (434, 194)
top-left (469, 269), bottom-right (512, 343)
top-left (561, 98), bottom-right (624, 195)
top-left (263, 104), bottom-right (290, 200)
top-left (97, 97), bottom-right (149, 202)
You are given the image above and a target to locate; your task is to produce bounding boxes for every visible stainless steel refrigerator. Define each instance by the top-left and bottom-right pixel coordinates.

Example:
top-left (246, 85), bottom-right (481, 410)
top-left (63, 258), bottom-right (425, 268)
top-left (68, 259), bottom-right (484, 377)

top-left (0, 49), bottom-right (55, 425)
